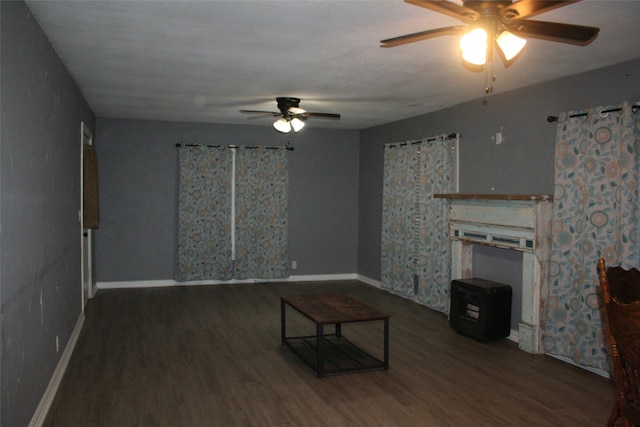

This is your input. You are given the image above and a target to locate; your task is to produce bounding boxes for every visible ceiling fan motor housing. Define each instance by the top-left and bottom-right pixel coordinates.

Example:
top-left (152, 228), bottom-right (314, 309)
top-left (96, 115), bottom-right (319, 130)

top-left (464, 0), bottom-right (513, 17)
top-left (276, 97), bottom-right (301, 116)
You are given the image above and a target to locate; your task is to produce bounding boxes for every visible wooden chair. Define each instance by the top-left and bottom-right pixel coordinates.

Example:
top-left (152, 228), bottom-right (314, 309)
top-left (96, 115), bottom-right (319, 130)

top-left (598, 258), bottom-right (640, 427)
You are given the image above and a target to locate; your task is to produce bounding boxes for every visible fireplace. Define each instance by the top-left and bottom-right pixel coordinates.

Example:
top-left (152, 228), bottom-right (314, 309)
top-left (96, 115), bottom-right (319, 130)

top-left (435, 194), bottom-right (553, 354)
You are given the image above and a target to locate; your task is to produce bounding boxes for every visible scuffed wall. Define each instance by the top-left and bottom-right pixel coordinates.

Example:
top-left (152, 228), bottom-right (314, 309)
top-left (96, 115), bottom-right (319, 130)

top-left (1, 2), bottom-right (94, 425)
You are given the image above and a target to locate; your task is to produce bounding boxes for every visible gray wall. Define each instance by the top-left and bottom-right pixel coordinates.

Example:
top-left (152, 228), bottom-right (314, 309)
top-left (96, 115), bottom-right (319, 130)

top-left (0, 2), bottom-right (95, 426)
top-left (358, 58), bottom-right (640, 326)
top-left (95, 119), bottom-right (360, 282)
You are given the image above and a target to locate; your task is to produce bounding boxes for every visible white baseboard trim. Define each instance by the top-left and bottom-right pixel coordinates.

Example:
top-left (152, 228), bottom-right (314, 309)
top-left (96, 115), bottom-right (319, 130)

top-left (289, 273), bottom-right (359, 282)
top-left (356, 274), bottom-right (382, 289)
top-left (29, 312), bottom-right (85, 427)
top-left (97, 273), bottom-right (361, 290)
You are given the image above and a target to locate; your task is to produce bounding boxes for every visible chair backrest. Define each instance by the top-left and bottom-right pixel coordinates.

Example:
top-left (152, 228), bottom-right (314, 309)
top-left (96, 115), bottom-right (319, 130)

top-left (598, 258), bottom-right (640, 427)
top-left (604, 263), bottom-right (640, 304)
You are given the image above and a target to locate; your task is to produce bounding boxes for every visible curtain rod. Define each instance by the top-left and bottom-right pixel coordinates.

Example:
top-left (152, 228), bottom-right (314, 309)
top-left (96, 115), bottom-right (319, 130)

top-left (175, 143), bottom-right (293, 151)
top-left (547, 104), bottom-right (640, 123)
top-left (390, 133), bottom-right (458, 147)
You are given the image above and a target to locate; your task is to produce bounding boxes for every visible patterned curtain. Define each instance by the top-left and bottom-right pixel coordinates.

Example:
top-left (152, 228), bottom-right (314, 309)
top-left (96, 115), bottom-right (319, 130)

top-left (234, 147), bottom-right (289, 279)
top-left (543, 101), bottom-right (640, 371)
top-left (416, 137), bottom-right (457, 312)
top-left (381, 142), bottom-right (420, 298)
top-left (381, 135), bottom-right (457, 312)
top-left (175, 145), bottom-right (233, 281)
top-left (175, 145), bottom-right (289, 282)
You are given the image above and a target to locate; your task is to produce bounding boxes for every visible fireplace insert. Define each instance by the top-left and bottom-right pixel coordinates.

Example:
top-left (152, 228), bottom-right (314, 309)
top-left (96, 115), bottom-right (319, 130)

top-left (450, 278), bottom-right (512, 342)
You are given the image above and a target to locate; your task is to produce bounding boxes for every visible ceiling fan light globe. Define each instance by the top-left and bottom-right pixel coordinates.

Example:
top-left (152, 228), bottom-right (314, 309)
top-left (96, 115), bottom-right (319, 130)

top-left (273, 118), bottom-right (292, 133)
top-left (496, 30), bottom-right (526, 61)
top-left (461, 49), bottom-right (487, 66)
top-left (460, 28), bottom-right (487, 65)
top-left (291, 117), bottom-right (305, 132)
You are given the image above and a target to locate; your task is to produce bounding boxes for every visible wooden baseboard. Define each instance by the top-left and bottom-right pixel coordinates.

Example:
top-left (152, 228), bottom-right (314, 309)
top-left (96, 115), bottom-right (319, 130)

top-left (29, 313), bottom-right (85, 427)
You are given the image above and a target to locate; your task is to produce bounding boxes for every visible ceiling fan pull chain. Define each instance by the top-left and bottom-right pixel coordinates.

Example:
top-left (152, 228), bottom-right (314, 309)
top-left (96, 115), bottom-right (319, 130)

top-left (484, 56), bottom-right (495, 95)
top-left (485, 73), bottom-right (496, 95)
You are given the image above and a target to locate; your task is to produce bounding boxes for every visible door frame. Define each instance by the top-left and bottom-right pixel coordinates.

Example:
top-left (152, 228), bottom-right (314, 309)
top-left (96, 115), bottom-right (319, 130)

top-left (80, 121), bottom-right (96, 310)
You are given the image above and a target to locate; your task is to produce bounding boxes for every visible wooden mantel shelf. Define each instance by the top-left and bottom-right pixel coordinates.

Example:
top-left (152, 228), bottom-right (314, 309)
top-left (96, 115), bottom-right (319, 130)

top-left (434, 193), bottom-right (553, 202)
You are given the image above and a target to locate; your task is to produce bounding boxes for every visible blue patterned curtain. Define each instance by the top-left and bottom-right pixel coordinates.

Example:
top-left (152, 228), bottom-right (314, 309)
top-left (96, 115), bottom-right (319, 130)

top-left (543, 101), bottom-right (640, 371)
top-left (381, 142), bottom-right (420, 298)
top-left (175, 146), bottom-right (233, 281)
top-left (234, 147), bottom-right (289, 279)
top-left (175, 145), bottom-right (289, 282)
top-left (381, 135), bottom-right (457, 312)
top-left (416, 137), bottom-right (457, 312)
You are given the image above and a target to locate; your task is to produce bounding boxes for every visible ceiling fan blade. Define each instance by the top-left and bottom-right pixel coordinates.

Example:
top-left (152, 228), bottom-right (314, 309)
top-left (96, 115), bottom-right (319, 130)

top-left (405, 0), bottom-right (480, 23)
top-left (245, 114), bottom-right (278, 120)
top-left (500, 0), bottom-right (579, 22)
top-left (239, 109), bottom-right (280, 116)
top-left (305, 112), bottom-right (341, 120)
top-left (381, 26), bottom-right (466, 48)
top-left (506, 19), bottom-right (599, 46)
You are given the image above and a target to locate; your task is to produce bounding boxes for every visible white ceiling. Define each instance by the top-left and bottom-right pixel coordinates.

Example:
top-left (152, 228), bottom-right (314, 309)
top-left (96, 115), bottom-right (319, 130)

top-left (24, 0), bottom-right (640, 130)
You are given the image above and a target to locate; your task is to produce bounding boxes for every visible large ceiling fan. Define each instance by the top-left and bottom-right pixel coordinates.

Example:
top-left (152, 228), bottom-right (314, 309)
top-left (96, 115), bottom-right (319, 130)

top-left (381, 0), bottom-right (600, 67)
top-left (240, 97), bottom-right (341, 133)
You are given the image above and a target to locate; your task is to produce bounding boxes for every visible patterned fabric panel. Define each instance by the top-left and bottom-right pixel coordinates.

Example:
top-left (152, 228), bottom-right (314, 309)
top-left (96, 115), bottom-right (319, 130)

top-left (175, 145), bottom-right (289, 282)
top-left (416, 138), bottom-right (457, 312)
top-left (234, 147), bottom-right (289, 280)
top-left (381, 143), bottom-right (419, 298)
top-left (175, 146), bottom-right (233, 281)
top-left (543, 101), bottom-right (640, 371)
top-left (381, 136), bottom-right (457, 312)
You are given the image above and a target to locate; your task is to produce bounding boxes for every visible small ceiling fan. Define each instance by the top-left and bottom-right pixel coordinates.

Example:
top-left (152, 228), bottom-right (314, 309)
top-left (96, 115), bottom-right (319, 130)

top-left (240, 97), bottom-right (341, 133)
top-left (381, 0), bottom-right (599, 66)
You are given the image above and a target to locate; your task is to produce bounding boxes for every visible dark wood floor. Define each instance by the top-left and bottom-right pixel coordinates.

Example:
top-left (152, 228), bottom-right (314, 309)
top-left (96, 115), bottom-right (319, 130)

top-left (44, 281), bottom-right (614, 426)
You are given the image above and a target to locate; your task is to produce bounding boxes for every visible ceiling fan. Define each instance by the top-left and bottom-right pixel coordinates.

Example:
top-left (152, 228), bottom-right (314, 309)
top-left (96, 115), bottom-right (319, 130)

top-left (240, 97), bottom-right (341, 133)
top-left (381, 0), bottom-right (599, 66)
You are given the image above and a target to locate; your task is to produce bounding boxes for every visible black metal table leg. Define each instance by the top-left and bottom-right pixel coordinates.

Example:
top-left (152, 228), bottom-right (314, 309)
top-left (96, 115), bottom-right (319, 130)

top-left (383, 318), bottom-right (389, 370)
top-left (281, 299), bottom-right (286, 345)
top-left (335, 323), bottom-right (342, 338)
top-left (317, 323), bottom-right (324, 378)
top-left (384, 318), bottom-right (389, 371)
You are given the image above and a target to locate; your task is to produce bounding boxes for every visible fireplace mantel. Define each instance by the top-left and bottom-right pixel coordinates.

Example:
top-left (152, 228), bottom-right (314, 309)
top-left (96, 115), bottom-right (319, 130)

top-left (437, 193), bottom-right (553, 354)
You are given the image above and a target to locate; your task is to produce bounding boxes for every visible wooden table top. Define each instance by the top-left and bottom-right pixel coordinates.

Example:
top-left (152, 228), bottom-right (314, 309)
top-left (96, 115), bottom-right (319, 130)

top-left (281, 294), bottom-right (389, 324)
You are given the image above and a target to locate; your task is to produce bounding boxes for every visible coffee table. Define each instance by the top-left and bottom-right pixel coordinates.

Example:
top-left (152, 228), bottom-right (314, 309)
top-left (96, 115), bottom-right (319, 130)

top-left (280, 294), bottom-right (390, 378)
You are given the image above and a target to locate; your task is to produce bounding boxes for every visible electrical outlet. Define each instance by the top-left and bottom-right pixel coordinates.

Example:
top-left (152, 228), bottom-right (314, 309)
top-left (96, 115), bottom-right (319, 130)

top-left (495, 126), bottom-right (505, 145)
top-left (291, 261), bottom-right (297, 270)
